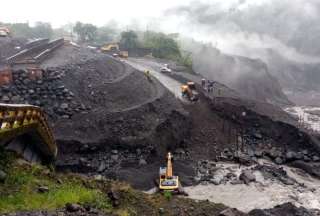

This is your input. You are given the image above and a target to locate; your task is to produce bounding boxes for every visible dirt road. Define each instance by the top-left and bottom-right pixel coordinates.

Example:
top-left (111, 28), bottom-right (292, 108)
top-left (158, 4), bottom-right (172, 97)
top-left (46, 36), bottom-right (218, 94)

top-left (125, 58), bottom-right (183, 100)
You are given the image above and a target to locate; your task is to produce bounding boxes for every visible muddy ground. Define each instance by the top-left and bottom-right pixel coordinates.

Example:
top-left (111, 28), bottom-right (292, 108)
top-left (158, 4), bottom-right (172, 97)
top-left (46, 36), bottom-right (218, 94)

top-left (2, 41), bottom-right (320, 214)
top-left (49, 50), bottom-right (320, 192)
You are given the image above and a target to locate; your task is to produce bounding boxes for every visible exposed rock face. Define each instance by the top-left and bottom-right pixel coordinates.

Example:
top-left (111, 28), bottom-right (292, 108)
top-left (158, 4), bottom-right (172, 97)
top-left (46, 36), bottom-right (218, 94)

top-left (0, 69), bottom-right (86, 120)
top-left (192, 47), bottom-right (291, 106)
top-left (249, 202), bottom-right (320, 216)
top-left (239, 170), bottom-right (256, 184)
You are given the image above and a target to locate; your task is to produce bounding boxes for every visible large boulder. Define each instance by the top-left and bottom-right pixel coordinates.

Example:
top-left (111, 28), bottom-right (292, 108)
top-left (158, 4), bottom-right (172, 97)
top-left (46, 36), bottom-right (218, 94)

top-left (239, 170), bottom-right (256, 184)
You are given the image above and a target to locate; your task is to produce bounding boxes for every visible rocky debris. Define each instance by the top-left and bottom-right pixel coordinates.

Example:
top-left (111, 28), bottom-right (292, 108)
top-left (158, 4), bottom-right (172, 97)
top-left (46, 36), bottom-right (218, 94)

top-left (65, 203), bottom-right (83, 212)
top-left (2, 203), bottom-right (114, 216)
top-left (248, 202), bottom-right (320, 216)
top-left (239, 170), bottom-right (256, 184)
top-left (0, 170), bottom-right (7, 182)
top-left (107, 189), bottom-right (120, 207)
top-left (56, 146), bottom-right (155, 183)
top-left (196, 161), bottom-right (243, 186)
top-left (219, 208), bottom-right (246, 216)
top-left (138, 158), bottom-right (147, 166)
top-left (193, 159), bottom-right (306, 188)
top-left (253, 164), bottom-right (298, 185)
top-left (289, 161), bottom-right (320, 178)
top-left (37, 186), bottom-right (49, 193)
top-left (0, 69), bottom-right (89, 120)
top-left (98, 162), bottom-right (107, 173)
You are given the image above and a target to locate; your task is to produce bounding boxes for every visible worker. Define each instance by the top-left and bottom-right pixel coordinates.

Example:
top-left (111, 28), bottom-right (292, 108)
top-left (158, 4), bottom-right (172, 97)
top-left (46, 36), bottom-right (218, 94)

top-left (144, 70), bottom-right (151, 81)
top-left (201, 78), bottom-right (206, 89)
top-left (208, 80), bottom-right (215, 93)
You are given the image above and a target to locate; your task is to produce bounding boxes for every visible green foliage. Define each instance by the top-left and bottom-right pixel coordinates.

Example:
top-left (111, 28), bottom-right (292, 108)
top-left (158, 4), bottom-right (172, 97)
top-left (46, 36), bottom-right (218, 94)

top-left (96, 25), bottom-right (117, 44)
top-left (0, 147), bottom-right (15, 171)
top-left (73, 22), bottom-right (98, 42)
top-left (178, 51), bottom-right (193, 70)
top-left (142, 31), bottom-right (181, 60)
top-left (4, 22), bottom-right (53, 39)
top-left (120, 30), bottom-right (139, 49)
top-left (0, 165), bottom-right (111, 213)
top-left (8, 23), bottom-right (32, 38)
top-left (32, 22), bottom-right (54, 39)
top-left (0, 184), bottom-right (110, 213)
top-left (163, 191), bottom-right (172, 201)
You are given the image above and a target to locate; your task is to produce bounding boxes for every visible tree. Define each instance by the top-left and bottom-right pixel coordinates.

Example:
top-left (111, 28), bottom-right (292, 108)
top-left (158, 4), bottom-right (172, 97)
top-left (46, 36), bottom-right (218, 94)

top-left (142, 31), bottom-right (181, 59)
top-left (96, 25), bottom-right (117, 43)
top-left (120, 30), bottom-right (138, 49)
top-left (9, 23), bottom-right (33, 38)
top-left (32, 22), bottom-right (53, 38)
top-left (73, 22), bottom-right (98, 43)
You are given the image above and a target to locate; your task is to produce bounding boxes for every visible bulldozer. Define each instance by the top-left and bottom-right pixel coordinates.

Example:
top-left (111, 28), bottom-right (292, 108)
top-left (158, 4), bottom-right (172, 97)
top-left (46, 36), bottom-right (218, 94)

top-left (100, 43), bottom-right (128, 58)
top-left (159, 152), bottom-right (180, 192)
top-left (100, 43), bottom-right (119, 53)
top-left (181, 81), bottom-right (199, 101)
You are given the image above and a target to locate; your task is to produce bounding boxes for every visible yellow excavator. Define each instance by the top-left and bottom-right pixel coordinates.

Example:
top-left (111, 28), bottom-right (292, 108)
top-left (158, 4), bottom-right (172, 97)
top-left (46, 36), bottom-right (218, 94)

top-left (181, 81), bottom-right (199, 101)
top-left (159, 152), bottom-right (180, 192)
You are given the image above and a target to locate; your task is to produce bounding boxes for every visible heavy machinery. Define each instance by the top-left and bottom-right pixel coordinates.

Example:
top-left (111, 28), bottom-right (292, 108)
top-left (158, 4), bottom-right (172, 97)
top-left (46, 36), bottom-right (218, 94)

top-left (100, 43), bottom-right (128, 58)
top-left (119, 51), bottom-right (128, 58)
top-left (181, 81), bottom-right (199, 101)
top-left (159, 152), bottom-right (180, 192)
top-left (0, 103), bottom-right (57, 164)
top-left (101, 43), bottom-right (119, 53)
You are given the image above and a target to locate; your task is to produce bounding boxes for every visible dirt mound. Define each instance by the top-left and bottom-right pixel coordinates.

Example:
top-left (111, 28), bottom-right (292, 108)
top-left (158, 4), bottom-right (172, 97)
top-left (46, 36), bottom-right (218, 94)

top-left (0, 37), bottom-right (27, 61)
top-left (58, 57), bottom-right (159, 112)
top-left (249, 202), bottom-right (320, 216)
top-left (44, 51), bottom-right (192, 190)
top-left (41, 43), bottom-right (102, 68)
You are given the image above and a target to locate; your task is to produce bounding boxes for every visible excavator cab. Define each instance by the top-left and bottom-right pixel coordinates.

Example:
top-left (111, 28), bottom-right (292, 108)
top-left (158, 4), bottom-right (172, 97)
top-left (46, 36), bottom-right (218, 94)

top-left (159, 152), bottom-right (179, 192)
top-left (181, 82), bottom-right (199, 101)
top-left (187, 82), bottom-right (196, 90)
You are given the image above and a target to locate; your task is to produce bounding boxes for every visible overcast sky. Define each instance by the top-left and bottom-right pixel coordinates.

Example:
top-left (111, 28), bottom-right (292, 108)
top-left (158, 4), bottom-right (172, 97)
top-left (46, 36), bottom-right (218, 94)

top-left (0, 0), bottom-right (192, 27)
top-left (0, 0), bottom-right (270, 28)
top-left (3, 0), bottom-right (317, 61)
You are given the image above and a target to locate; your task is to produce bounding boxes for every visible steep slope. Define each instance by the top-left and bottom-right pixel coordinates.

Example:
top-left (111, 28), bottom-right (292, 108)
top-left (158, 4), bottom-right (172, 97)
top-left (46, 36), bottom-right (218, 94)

top-left (191, 46), bottom-right (291, 106)
top-left (261, 49), bottom-right (320, 106)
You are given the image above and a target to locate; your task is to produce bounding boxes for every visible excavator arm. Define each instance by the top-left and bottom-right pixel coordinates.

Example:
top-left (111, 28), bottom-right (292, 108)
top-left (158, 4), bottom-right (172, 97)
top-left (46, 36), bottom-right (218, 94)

top-left (159, 152), bottom-right (179, 191)
top-left (0, 104), bottom-right (57, 163)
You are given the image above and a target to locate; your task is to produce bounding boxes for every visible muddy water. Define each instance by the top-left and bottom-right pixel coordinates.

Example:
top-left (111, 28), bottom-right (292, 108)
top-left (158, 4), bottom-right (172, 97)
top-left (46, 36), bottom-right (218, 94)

top-left (184, 161), bottom-right (320, 212)
top-left (285, 106), bottom-right (320, 132)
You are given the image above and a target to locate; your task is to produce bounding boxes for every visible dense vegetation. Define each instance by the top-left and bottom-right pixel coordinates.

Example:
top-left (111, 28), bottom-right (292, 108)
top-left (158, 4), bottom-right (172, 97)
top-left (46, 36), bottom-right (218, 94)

top-left (0, 21), bottom-right (192, 67)
top-left (0, 148), bottom-right (111, 213)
